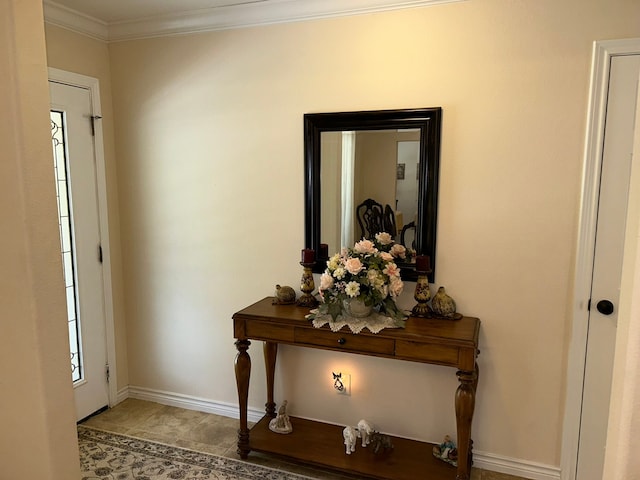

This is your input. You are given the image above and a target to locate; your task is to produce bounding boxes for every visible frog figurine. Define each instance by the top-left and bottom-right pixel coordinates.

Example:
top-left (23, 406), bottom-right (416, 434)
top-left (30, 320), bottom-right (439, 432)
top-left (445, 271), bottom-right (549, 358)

top-left (273, 285), bottom-right (296, 305)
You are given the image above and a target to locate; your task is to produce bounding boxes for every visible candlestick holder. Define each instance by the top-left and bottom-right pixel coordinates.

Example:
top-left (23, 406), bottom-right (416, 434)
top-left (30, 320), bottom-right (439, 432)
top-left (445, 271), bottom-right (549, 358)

top-left (411, 269), bottom-right (432, 318)
top-left (296, 262), bottom-right (318, 308)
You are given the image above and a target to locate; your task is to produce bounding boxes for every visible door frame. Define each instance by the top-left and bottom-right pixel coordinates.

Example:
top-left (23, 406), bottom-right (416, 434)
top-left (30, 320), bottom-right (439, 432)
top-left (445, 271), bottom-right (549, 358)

top-left (48, 67), bottom-right (117, 409)
top-left (562, 38), bottom-right (640, 479)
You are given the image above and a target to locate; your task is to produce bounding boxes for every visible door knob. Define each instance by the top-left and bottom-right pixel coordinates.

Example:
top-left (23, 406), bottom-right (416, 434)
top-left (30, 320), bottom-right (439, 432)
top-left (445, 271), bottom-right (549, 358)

top-left (596, 300), bottom-right (614, 315)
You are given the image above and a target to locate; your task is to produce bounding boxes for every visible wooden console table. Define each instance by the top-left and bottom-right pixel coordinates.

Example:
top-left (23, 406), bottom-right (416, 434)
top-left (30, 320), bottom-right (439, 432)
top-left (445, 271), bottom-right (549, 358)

top-left (233, 297), bottom-right (480, 480)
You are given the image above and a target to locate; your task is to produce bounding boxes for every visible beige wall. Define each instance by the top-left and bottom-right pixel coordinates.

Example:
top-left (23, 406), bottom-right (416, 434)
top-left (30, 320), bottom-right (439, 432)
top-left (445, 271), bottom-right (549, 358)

top-left (354, 130), bottom-right (420, 230)
top-left (41, 0), bottom-right (640, 472)
top-left (355, 131), bottom-right (399, 217)
top-left (104, 0), bottom-right (640, 467)
top-left (45, 25), bottom-right (129, 391)
top-left (320, 131), bottom-right (342, 251)
top-left (0, 1), bottom-right (80, 478)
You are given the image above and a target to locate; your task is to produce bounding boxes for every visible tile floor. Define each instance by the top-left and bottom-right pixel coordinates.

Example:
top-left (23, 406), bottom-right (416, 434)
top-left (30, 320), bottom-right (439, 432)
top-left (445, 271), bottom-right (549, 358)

top-left (81, 398), bottom-right (526, 480)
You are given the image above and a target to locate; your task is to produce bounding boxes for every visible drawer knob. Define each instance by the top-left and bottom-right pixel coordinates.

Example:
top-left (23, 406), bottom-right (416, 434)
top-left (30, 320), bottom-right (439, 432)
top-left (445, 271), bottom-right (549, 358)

top-left (337, 337), bottom-right (346, 345)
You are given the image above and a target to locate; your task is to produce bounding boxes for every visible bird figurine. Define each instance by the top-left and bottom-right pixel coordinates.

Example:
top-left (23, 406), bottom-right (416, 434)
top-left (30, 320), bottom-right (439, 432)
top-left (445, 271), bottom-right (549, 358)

top-left (273, 285), bottom-right (296, 305)
top-left (431, 286), bottom-right (458, 319)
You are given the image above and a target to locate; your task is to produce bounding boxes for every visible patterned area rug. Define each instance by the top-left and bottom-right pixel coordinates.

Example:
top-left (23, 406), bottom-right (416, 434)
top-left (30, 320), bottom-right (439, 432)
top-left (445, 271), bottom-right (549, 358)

top-left (78, 425), bottom-right (314, 480)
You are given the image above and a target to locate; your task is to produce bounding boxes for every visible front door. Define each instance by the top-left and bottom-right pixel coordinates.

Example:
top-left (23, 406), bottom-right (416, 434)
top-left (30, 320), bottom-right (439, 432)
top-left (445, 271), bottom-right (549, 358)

top-left (49, 79), bottom-right (109, 421)
top-left (577, 53), bottom-right (640, 479)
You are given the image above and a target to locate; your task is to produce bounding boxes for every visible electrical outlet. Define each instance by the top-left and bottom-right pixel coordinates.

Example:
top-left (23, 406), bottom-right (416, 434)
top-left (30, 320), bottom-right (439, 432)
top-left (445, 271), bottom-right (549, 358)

top-left (332, 372), bottom-right (351, 396)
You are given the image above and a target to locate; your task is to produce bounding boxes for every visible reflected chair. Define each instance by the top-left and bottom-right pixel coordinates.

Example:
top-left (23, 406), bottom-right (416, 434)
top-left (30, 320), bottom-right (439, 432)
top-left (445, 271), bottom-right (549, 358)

top-left (383, 205), bottom-right (397, 237)
top-left (400, 221), bottom-right (416, 250)
top-left (356, 199), bottom-right (384, 240)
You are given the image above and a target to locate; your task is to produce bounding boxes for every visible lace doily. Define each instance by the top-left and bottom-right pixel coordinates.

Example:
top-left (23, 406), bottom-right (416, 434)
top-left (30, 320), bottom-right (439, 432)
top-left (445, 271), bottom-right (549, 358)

top-left (308, 310), bottom-right (403, 334)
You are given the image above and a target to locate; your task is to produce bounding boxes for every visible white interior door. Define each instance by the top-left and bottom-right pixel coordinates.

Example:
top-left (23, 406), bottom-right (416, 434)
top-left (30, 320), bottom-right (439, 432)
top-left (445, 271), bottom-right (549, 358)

top-left (396, 141), bottom-right (419, 246)
top-left (49, 80), bottom-right (110, 421)
top-left (577, 54), bottom-right (640, 479)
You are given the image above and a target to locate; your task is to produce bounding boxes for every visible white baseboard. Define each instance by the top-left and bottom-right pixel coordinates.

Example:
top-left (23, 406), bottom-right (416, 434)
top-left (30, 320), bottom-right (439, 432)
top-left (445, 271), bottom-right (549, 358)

top-left (118, 385), bottom-right (560, 480)
top-left (124, 385), bottom-right (264, 423)
top-left (115, 386), bottom-right (129, 405)
top-left (473, 451), bottom-right (561, 480)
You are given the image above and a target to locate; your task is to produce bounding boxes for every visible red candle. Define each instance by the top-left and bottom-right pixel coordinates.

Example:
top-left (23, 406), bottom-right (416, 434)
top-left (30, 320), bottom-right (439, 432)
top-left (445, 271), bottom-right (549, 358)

top-left (415, 255), bottom-right (430, 273)
top-left (319, 243), bottom-right (329, 259)
top-left (301, 248), bottom-right (315, 264)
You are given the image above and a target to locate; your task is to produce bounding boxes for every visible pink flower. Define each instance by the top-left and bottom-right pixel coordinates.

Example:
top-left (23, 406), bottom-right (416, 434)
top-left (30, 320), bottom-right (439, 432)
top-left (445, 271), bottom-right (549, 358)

top-left (375, 232), bottom-right (393, 245)
top-left (383, 262), bottom-right (400, 278)
top-left (354, 239), bottom-right (376, 254)
top-left (344, 257), bottom-right (365, 275)
top-left (320, 272), bottom-right (334, 292)
top-left (389, 277), bottom-right (404, 297)
top-left (390, 244), bottom-right (407, 259)
top-left (380, 252), bottom-right (393, 262)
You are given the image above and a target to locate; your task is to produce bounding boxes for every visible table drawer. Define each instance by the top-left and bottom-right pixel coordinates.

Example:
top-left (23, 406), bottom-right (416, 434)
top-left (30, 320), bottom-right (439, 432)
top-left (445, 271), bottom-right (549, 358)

top-left (245, 321), bottom-right (295, 343)
top-left (295, 328), bottom-right (395, 356)
top-left (395, 340), bottom-right (459, 366)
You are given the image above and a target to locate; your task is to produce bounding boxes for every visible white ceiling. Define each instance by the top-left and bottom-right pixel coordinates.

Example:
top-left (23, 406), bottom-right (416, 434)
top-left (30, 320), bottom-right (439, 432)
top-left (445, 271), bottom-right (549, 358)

top-left (43, 0), bottom-right (464, 42)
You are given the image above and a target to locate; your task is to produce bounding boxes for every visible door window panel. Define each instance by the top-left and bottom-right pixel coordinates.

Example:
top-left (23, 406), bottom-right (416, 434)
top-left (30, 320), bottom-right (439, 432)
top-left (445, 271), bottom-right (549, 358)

top-left (51, 110), bottom-right (82, 383)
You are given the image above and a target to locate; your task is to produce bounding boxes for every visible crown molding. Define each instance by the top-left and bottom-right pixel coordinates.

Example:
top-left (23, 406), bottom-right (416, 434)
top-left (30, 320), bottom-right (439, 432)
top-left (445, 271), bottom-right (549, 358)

top-left (44, 0), bottom-right (465, 43)
top-left (43, 1), bottom-right (108, 41)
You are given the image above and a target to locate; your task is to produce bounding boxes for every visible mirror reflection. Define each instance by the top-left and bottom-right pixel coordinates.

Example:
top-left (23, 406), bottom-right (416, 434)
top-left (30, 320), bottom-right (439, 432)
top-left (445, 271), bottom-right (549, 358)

top-left (320, 129), bottom-right (420, 253)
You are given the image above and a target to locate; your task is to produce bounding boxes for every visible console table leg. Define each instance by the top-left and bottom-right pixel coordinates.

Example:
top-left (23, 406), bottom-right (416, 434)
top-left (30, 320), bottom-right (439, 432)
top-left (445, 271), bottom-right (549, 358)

top-left (455, 368), bottom-right (477, 480)
top-left (234, 339), bottom-right (251, 459)
top-left (264, 341), bottom-right (278, 417)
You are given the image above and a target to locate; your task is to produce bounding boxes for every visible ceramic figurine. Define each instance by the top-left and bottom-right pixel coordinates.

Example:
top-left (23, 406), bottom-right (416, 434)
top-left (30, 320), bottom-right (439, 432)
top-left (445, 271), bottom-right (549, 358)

top-left (432, 434), bottom-right (457, 466)
top-left (370, 431), bottom-right (394, 455)
top-left (272, 285), bottom-right (296, 305)
top-left (342, 426), bottom-right (359, 454)
top-left (268, 400), bottom-right (293, 434)
top-left (357, 419), bottom-right (374, 447)
top-left (431, 286), bottom-right (458, 319)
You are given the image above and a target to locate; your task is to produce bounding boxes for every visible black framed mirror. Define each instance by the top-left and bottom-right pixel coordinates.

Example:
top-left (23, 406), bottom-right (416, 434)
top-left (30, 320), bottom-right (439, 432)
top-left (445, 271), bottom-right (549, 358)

top-left (304, 107), bottom-right (442, 282)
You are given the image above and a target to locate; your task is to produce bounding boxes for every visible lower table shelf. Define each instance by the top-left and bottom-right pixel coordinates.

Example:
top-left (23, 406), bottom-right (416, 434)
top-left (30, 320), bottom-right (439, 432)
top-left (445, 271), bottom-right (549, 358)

top-left (248, 416), bottom-right (457, 480)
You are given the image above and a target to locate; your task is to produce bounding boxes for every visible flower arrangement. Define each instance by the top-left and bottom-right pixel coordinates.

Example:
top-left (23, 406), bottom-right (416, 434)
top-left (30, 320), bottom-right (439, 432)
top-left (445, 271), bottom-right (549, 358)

top-left (311, 232), bottom-right (408, 325)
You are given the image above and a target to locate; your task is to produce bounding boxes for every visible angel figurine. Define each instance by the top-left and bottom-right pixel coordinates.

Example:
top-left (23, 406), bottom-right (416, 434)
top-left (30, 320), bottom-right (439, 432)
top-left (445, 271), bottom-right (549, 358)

top-left (269, 400), bottom-right (293, 434)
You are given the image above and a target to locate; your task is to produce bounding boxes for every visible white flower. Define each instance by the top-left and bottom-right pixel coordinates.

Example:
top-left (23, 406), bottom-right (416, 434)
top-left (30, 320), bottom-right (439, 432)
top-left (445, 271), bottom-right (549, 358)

top-left (327, 254), bottom-right (341, 271)
top-left (345, 281), bottom-right (361, 297)
top-left (371, 270), bottom-right (388, 297)
top-left (333, 267), bottom-right (346, 280)
top-left (367, 269), bottom-right (379, 283)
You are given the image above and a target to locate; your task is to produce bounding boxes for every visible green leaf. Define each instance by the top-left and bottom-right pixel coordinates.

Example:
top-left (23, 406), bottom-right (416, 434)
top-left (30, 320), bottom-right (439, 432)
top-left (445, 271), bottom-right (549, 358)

top-left (327, 302), bottom-right (343, 321)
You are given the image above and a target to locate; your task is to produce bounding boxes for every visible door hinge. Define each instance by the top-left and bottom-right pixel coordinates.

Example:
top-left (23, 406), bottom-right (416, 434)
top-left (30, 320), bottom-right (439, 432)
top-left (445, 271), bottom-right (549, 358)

top-left (587, 298), bottom-right (591, 311)
top-left (105, 364), bottom-right (110, 384)
top-left (90, 115), bottom-right (102, 136)
top-left (98, 244), bottom-right (103, 263)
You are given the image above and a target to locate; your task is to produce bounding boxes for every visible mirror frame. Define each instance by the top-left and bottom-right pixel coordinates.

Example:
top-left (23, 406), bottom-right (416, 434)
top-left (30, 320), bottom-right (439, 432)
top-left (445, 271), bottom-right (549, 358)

top-left (304, 107), bottom-right (442, 282)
